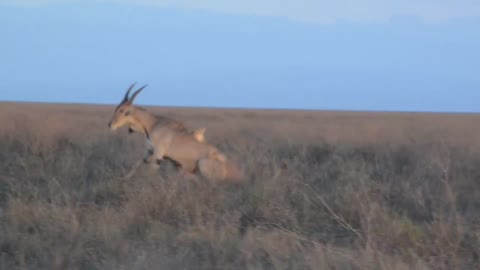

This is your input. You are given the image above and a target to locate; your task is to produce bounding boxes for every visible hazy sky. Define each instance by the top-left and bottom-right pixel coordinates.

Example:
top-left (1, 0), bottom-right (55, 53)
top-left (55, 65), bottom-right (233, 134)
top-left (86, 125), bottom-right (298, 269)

top-left (1, 1), bottom-right (479, 112)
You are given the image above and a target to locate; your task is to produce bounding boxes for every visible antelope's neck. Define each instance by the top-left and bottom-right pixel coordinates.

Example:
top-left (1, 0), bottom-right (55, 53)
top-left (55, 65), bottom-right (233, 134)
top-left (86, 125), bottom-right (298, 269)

top-left (132, 109), bottom-right (157, 138)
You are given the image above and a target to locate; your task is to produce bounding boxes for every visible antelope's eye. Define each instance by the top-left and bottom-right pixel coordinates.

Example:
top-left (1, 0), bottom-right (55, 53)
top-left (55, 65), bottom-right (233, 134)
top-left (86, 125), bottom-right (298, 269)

top-left (125, 111), bottom-right (131, 116)
top-left (119, 109), bottom-right (124, 113)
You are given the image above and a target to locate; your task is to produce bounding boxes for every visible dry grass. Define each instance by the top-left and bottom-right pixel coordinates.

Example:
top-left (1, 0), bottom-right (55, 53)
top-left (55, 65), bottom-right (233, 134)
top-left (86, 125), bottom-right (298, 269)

top-left (1, 102), bottom-right (480, 270)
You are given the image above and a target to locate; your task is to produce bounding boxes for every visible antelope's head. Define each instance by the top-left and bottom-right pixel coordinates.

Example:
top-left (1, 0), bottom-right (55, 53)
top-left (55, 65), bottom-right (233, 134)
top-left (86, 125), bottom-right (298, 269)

top-left (108, 82), bottom-right (147, 131)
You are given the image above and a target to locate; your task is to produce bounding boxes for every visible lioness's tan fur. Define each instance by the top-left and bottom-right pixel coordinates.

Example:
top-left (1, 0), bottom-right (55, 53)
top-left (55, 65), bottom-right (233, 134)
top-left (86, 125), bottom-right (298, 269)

top-left (108, 83), bottom-right (244, 183)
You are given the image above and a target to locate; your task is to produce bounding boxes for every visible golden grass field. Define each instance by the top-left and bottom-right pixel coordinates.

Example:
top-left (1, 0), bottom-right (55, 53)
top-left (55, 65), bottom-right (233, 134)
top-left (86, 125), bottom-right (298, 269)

top-left (1, 101), bottom-right (480, 269)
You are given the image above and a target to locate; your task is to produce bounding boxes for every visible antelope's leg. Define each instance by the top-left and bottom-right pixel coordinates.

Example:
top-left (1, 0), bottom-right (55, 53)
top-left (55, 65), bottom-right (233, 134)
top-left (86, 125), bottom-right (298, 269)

top-left (143, 139), bottom-right (155, 164)
top-left (154, 145), bottom-right (167, 165)
top-left (148, 132), bottom-right (172, 167)
top-left (145, 146), bottom-right (164, 170)
top-left (143, 148), bottom-right (154, 164)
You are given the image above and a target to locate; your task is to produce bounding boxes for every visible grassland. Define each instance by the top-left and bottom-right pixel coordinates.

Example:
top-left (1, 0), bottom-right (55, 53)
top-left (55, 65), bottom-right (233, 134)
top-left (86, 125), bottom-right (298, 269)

top-left (1, 102), bottom-right (480, 270)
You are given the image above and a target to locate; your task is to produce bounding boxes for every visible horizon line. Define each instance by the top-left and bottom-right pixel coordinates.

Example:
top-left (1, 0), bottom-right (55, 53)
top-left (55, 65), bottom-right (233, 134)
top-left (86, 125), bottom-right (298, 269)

top-left (1, 100), bottom-right (479, 116)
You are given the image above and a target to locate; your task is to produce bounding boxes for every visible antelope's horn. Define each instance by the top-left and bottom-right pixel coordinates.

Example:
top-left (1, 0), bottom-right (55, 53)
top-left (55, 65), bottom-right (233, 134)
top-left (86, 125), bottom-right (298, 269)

top-left (127, 84), bottom-right (148, 104)
top-left (121, 82), bottom-right (137, 104)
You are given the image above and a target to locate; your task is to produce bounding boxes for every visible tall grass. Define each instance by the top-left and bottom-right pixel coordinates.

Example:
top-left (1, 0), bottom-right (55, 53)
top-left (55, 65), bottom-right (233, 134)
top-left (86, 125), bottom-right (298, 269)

top-left (1, 123), bottom-right (479, 270)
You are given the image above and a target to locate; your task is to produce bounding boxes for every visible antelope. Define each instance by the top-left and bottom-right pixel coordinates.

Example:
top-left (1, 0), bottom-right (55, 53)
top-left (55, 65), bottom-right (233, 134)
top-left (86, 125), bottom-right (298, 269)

top-left (108, 83), bottom-right (245, 182)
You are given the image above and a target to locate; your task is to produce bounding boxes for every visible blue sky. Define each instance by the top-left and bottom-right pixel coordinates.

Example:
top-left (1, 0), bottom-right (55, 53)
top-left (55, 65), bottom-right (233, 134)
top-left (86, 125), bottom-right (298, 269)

top-left (1, 1), bottom-right (480, 112)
